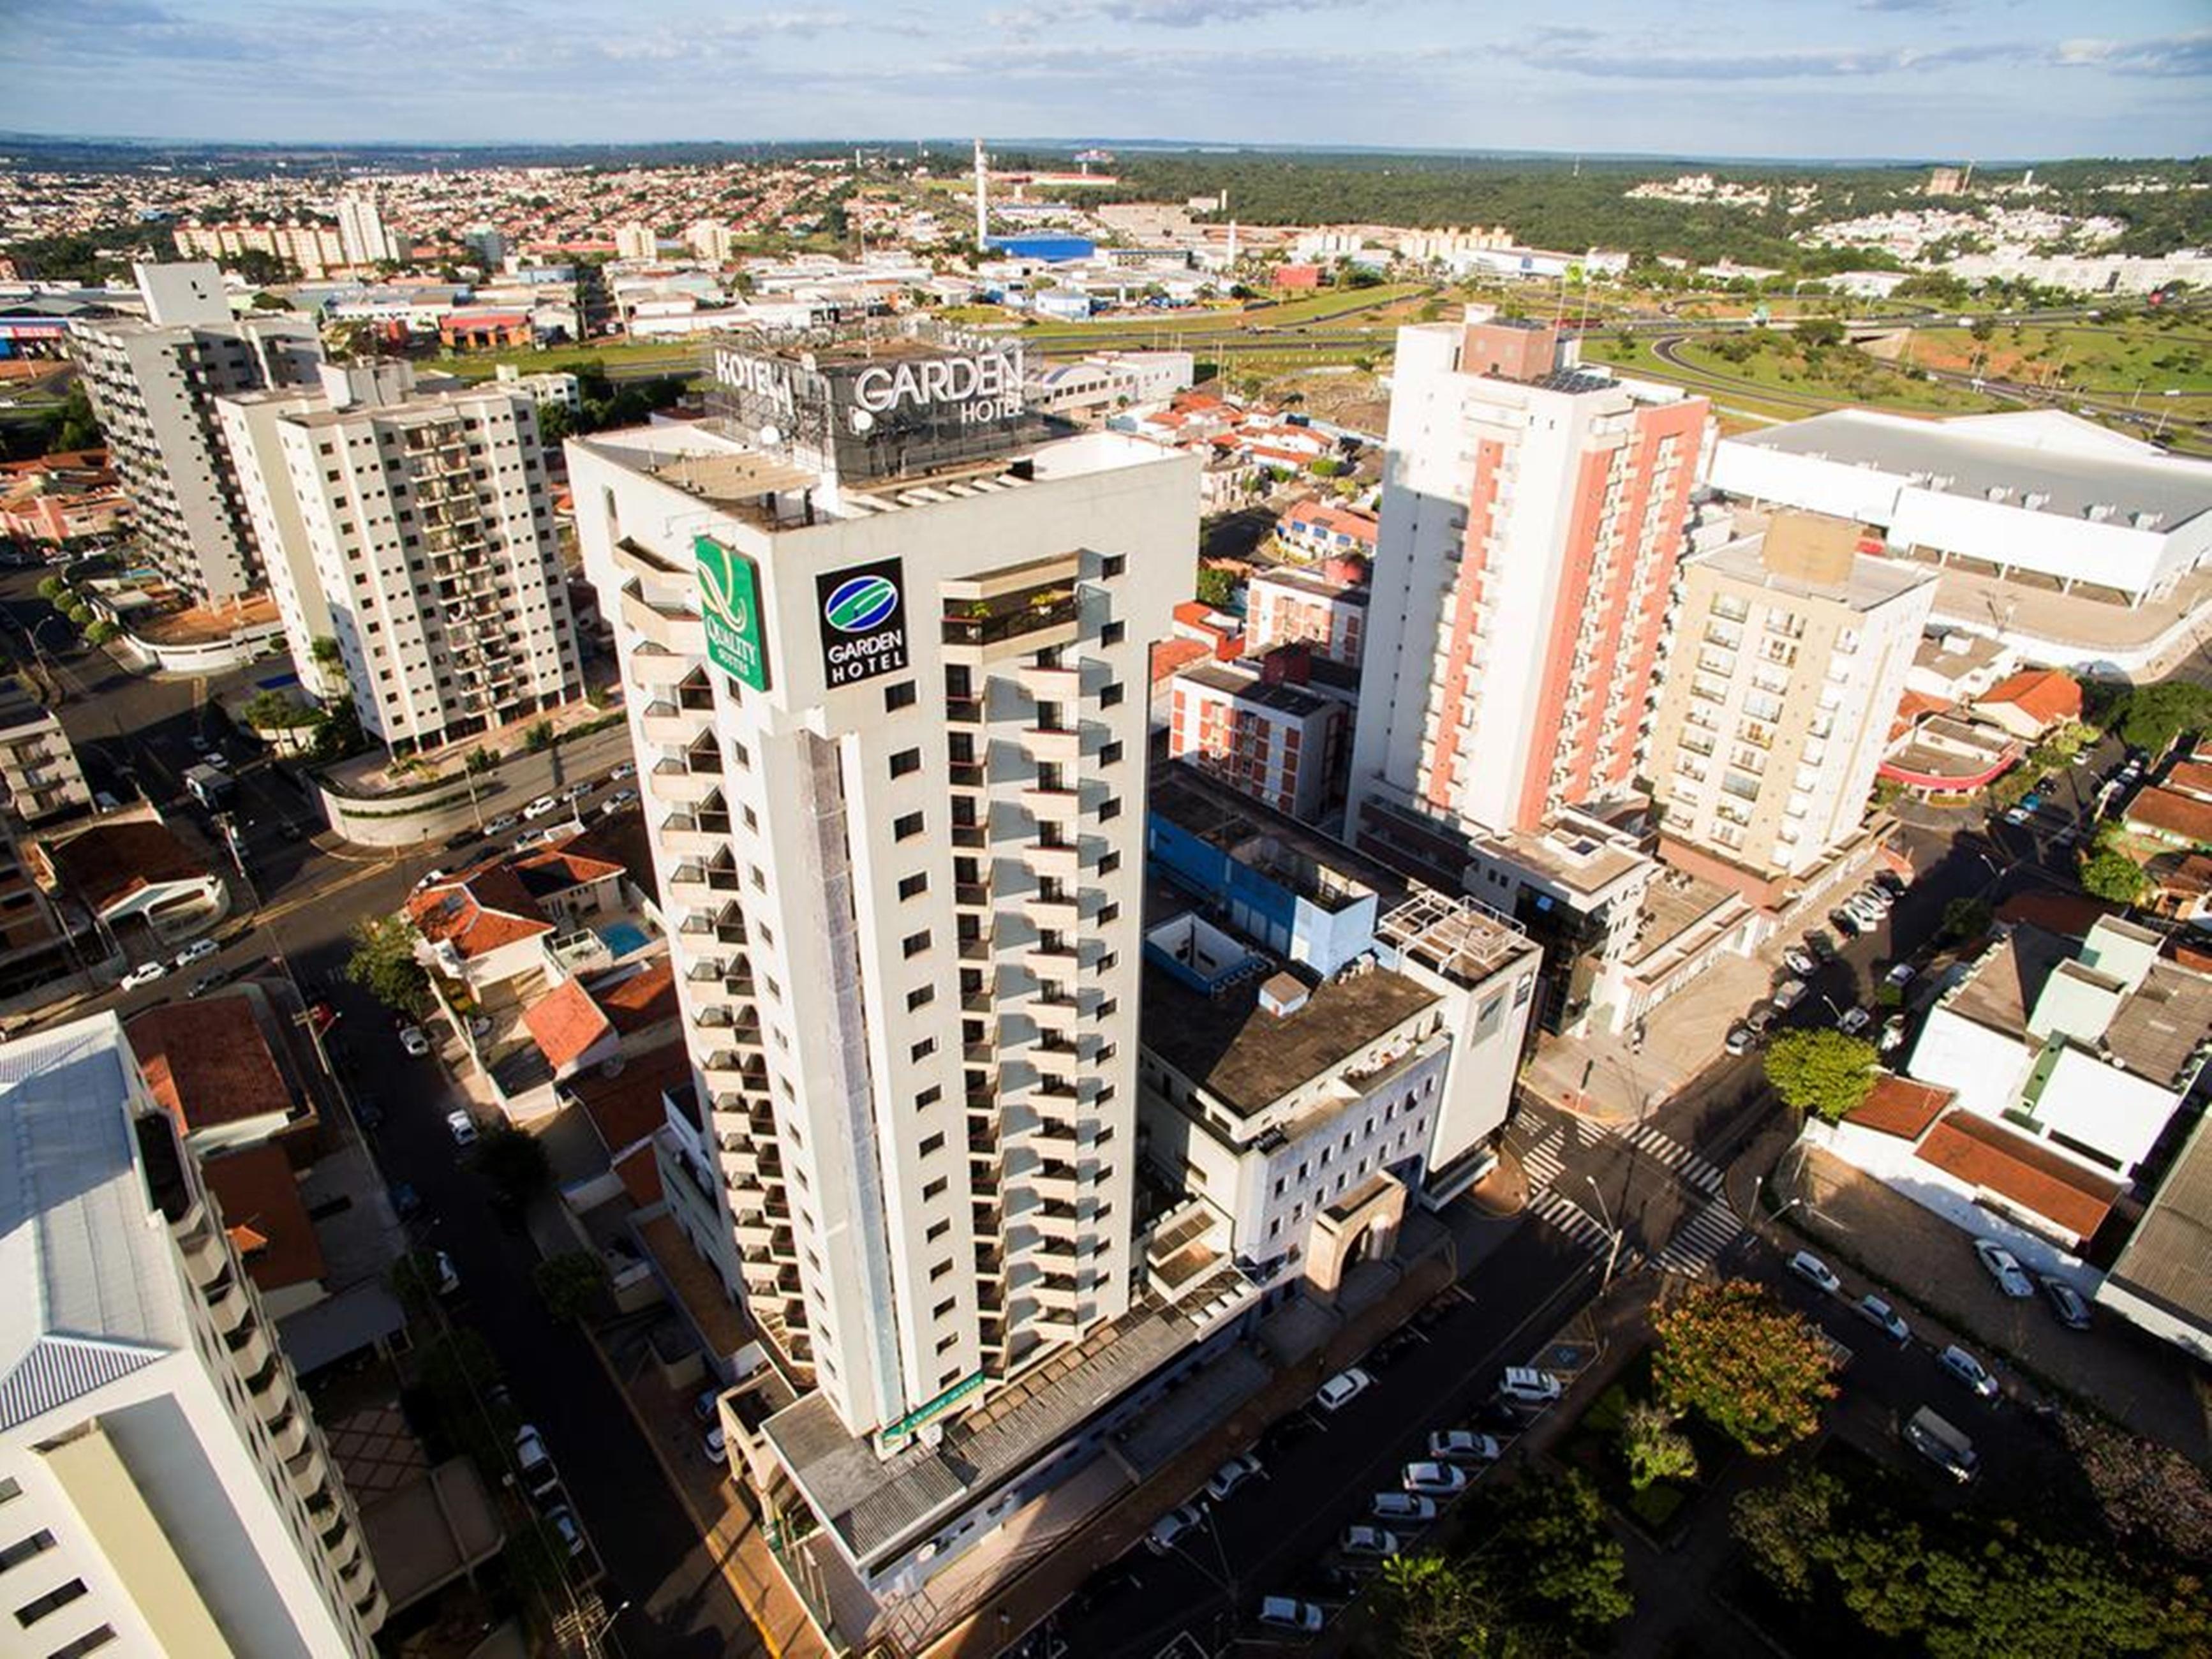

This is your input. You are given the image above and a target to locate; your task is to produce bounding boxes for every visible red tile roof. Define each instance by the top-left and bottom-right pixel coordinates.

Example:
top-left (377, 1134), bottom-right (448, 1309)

top-left (2125, 786), bottom-right (2212, 849)
top-left (203, 1143), bottom-right (325, 1291)
top-left (41, 819), bottom-right (212, 913)
top-left (406, 861), bottom-right (554, 959)
top-left (1996, 888), bottom-right (2118, 935)
top-left (128, 997), bottom-right (293, 1133)
top-left (1150, 637), bottom-right (1214, 685)
top-left (1845, 1075), bottom-right (1954, 1141)
top-left (523, 977), bottom-right (613, 1071)
top-left (1915, 1110), bottom-right (2123, 1241)
top-left (572, 1042), bottom-right (691, 1161)
top-left (1978, 668), bottom-right (2082, 728)
top-left (2165, 761), bottom-right (2212, 804)
top-left (598, 960), bottom-right (677, 1035)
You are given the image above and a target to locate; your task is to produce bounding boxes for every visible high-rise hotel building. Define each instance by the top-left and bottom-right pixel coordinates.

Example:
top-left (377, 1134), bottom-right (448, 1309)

top-left (570, 340), bottom-right (1193, 1573)
top-left (1348, 313), bottom-right (1711, 851)
top-left (69, 262), bottom-right (323, 606)
top-left (0, 1014), bottom-right (384, 1656)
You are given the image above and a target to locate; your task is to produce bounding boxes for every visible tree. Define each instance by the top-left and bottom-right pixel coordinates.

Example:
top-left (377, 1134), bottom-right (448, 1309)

top-left (523, 718), bottom-right (554, 753)
top-left (52, 383), bottom-right (102, 452)
top-left (2106, 681), bottom-right (2212, 757)
top-left (1763, 1029), bottom-right (1878, 1124)
top-left (1374, 1554), bottom-right (1496, 1659)
top-left (310, 635), bottom-right (342, 667)
top-left (1732, 1466), bottom-right (1840, 1600)
top-left (474, 1122), bottom-right (550, 1209)
top-left (464, 747), bottom-right (496, 780)
top-left (1940, 895), bottom-right (1993, 943)
top-left (1794, 316), bottom-right (1846, 350)
top-left (535, 399), bottom-right (574, 451)
top-left (343, 915), bottom-right (428, 1014)
top-left (240, 689), bottom-right (318, 730)
top-left (1499, 1470), bottom-right (1635, 1639)
top-left (1194, 566), bottom-right (1238, 609)
top-left (1652, 1279), bottom-right (1840, 1455)
top-left (2080, 848), bottom-right (2149, 904)
top-left (1622, 1399), bottom-right (1698, 1491)
top-left (533, 1250), bottom-right (607, 1323)
top-left (34, 577), bottom-right (67, 604)
top-left (82, 619), bottom-right (117, 646)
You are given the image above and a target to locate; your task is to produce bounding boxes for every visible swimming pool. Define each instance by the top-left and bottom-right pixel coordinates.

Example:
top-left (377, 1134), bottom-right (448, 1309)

top-left (598, 921), bottom-right (651, 958)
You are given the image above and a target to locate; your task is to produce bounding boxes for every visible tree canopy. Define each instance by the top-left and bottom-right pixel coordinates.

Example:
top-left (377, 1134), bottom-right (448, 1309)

top-left (343, 915), bottom-right (427, 1014)
top-left (1763, 1029), bottom-right (1878, 1124)
top-left (2105, 681), bottom-right (2212, 757)
top-left (2079, 848), bottom-right (2149, 905)
top-left (1652, 1279), bottom-right (1839, 1456)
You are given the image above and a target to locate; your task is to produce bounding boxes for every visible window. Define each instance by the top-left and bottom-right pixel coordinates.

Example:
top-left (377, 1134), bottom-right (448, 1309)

top-left (911, 1037), bottom-right (937, 1061)
top-left (936, 1332), bottom-right (959, 1355)
top-left (927, 1218), bottom-right (951, 1242)
top-left (15, 1579), bottom-right (87, 1628)
top-left (1100, 682), bottom-right (1124, 708)
top-left (932, 1258), bottom-right (955, 1282)
top-left (903, 930), bottom-right (932, 959)
top-left (1099, 902), bottom-right (1120, 924)
top-left (898, 872), bottom-right (928, 901)
top-left (43, 1628), bottom-right (114, 1659)
top-left (1099, 798), bottom-right (1121, 821)
top-left (1101, 621), bottom-right (1124, 647)
top-left (923, 1177), bottom-right (949, 1201)
top-left (932, 1297), bottom-right (956, 1319)
top-left (917, 1083), bottom-right (942, 1108)
top-left (884, 680), bottom-right (917, 711)
top-left (0, 1532), bottom-right (52, 1572)
top-left (1101, 554), bottom-right (1125, 578)
top-left (1099, 851), bottom-right (1120, 875)
top-left (1101, 741), bottom-right (1123, 766)
top-left (894, 811), bottom-right (924, 841)
top-left (919, 1133), bottom-right (946, 1158)
top-left (890, 748), bottom-right (922, 778)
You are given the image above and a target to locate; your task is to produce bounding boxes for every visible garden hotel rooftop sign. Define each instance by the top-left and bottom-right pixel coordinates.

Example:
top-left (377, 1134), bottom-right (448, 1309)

top-left (708, 338), bottom-right (1038, 484)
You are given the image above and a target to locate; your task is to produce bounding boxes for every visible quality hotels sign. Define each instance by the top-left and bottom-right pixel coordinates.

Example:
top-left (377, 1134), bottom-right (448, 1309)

top-left (694, 535), bottom-right (770, 692)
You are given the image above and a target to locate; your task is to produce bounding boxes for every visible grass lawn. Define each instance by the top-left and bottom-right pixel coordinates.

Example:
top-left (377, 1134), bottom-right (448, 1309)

top-left (1557, 1346), bottom-right (1738, 1540)
top-left (1903, 320), bottom-right (2212, 396)
top-left (431, 339), bottom-right (708, 381)
top-left (1018, 283), bottom-right (1429, 342)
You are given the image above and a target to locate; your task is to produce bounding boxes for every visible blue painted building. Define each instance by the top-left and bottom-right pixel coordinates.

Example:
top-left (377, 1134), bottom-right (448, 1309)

top-left (986, 234), bottom-right (1097, 264)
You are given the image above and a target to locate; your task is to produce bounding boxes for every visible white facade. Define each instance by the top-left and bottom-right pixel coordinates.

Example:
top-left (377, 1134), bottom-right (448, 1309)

top-left (0, 1015), bottom-right (384, 1656)
top-left (1711, 409), bottom-right (2212, 606)
top-left (0, 685), bottom-right (91, 824)
top-left (334, 192), bottom-right (393, 269)
top-left (569, 414), bottom-right (1194, 1443)
top-left (1245, 567), bottom-right (1367, 666)
top-left (69, 262), bottom-right (323, 604)
top-left (220, 362), bottom-right (583, 751)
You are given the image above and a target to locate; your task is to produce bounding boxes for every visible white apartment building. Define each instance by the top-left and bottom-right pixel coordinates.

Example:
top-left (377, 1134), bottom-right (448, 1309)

top-left (1244, 563), bottom-right (1369, 666)
top-left (334, 191), bottom-right (394, 269)
top-left (69, 262), bottom-right (323, 605)
top-left (569, 338), bottom-right (1194, 1596)
top-left (218, 361), bottom-right (582, 751)
top-left (0, 683), bottom-right (90, 825)
top-left (0, 1015), bottom-right (385, 1656)
top-left (1646, 512), bottom-right (1936, 893)
top-left (612, 223), bottom-right (657, 262)
top-left (687, 221), bottom-right (737, 265)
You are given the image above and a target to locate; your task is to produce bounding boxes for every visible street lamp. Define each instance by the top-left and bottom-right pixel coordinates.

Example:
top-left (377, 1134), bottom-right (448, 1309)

top-left (1585, 1176), bottom-right (1626, 1293)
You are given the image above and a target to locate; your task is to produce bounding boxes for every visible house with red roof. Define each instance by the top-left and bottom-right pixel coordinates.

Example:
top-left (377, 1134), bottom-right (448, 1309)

top-left (32, 810), bottom-right (229, 948)
top-left (1974, 667), bottom-right (2083, 743)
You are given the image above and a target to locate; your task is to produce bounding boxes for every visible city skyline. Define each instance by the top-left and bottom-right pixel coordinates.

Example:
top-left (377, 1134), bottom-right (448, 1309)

top-left (8, 0), bottom-right (2208, 161)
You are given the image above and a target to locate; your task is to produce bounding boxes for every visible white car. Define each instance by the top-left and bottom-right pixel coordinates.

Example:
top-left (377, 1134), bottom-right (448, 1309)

top-left (702, 1424), bottom-right (727, 1462)
top-left (1205, 1452), bottom-right (1262, 1501)
top-left (1427, 1429), bottom-right (1501, 1462)
top-left (1770, 979), bottom-right (1808, 1012)
top-left (468, 1014), bottom-right (493, 1039)
top-left (1885, 963), bottom-right (1917, 988)
top-left (1939, 1343), bottom-right (2000, 1401)
top-left (412, 868), bottom-right (447, 892)
top-left (1782, 946), bottom-right (1818, 978)
top-left (445, 1108), bottom-right (479, 1147)
top-left (1787, 1250), bottom-right (1841, 1295)
top-left (1401, 1461), bottom-right (1469, 1497)
top-left (484, 813), bottom-right (521, 835)
top-left (512, 826), bottom-right (556, 851)
top-left (1837, 1006), bottom-right (1872, 1036)
top-left (1339, 1524), bottom-right (1403, 1559)
top-left (1496, 1367), bottom-right (1563, 1408)
top-left (119, 960), bottom-right (169, 990)
top-left (1146, 1501), bottom-right (1205, 1554)
top-left (1370, 1491), bottom-right (1437, 1523)
top-left (1879, 1015), bottom-right (1908, 1054)
top-left (601, 788), bottom-right (640, 813)
top-left (609, 761), bottom-right (637, 780)
top-left (1855, 1294), bottom-right (1910, 1344)
top-left (1973, 1238), bottom-right (2034, 1298)
top-left (174, 937), bottom-right (219, 967)
top-left (1315, 1367), bottom-right (1374, 1413)
top-left (523, 794), bottom-right (561, 819)
top-left (514, 1425), bottom-right (557, 1494)
top-left (398, 1025), bottom-right (430, 1057)
top-left (1258, 1596), bottom-right (1325, 1633)
top-left (545, 1505), bottom-right (586, 1557)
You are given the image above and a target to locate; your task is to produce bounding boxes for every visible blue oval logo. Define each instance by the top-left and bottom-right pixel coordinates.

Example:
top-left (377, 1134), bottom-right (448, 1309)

top-left (824, 574), bottom-right (899, 633)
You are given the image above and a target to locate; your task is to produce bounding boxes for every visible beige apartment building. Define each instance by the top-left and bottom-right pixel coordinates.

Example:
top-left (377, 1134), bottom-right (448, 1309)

top-left (1647, 511), bottom-right (1936, 898)
top-left (219, 361), bottom-right (583, 752)
top-left (0, 684), bottom-right (90, 825)
top-left (0, 1014), bottom-right (384, 1656)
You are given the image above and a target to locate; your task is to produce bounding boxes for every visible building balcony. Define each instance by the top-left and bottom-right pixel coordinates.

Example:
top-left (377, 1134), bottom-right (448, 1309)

top-left (641, 701), bottom-right (713, 747)
top-left (649, 757), bottom-right (722, 804)
top-left (1021, 941), bottom-right (1081, 976)
top-left (946, 694), bottom-right (986, 725)
top-left (958, 932), bottom-right (995, 963)
top-left (1014, 663), bottom-right (1082, 701)
top-left (668, 861), bottom-right (739, 904)
top-left (1019, 726), bottom-right (1081, 768)
top-left (225, 1322), bottom-right (274, 1378)
top-left (286, 1446), bottom-right (332, 1502)
top-left (627, 643), bottom-right (693, 686)
top-left (1026, 1041), bottom-right (1083, 1080)
top-left (1025, 994), bottom-right (1081, 1034)
top-left (620, 584), bottom-right (706, 656)
top-left (954, 881), bottom-right (993, 911)
top-left (660, 811), bottom-right (731, 856)
top-left (1023, 787), bottom-right (1081, 826)
top-left (1023, 895), bottom-right (1081, 930)
top-left (1021, 841), bottom-right (1081, 881)
top-left (948, 759), bottom-right (988, 791)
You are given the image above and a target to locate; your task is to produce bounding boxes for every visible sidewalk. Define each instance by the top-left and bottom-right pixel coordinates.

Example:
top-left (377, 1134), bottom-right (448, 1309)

top-left (1521, 948), bottom-right (1772, 1125)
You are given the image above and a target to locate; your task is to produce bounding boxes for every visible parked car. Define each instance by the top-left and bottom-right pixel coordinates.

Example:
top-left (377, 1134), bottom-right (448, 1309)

top-left (523, 794), bottom-right (561, 819)
top-left (1857, 886), bottom-right (1894, 914)
top-left (1783, 946), bottom-right (1818, 978)
top-left (1746, 1006), bottom-right (1779, 1038)
top-left (1855, 1293), bottom-right (1910, 1344)
top-left (485, 813), bottom-right (521, 835)
top-left (609, 761), bottom-right (637, 780)
top-left (1427, 1429), bottom-right (1501, 1463)
top-left (2040, 1275), bottom-right (2092, 1330)
top-left (1830, 908), bottom-right (1865, 939)
top-left (1885, 963), bottom-right (1917, 988)
top-left (1771, 979), bottom-right (1809, 1013)
top-left (1804, 929), bottom-right (1839, 962)
top-left (398, 1025), bottom-right (430, 1057)
top-left (1206, 1452), bottom-right (1263, 1501)
top-left (512, 826), bottom-right (556, 851)
top-left (1258, 1596), bottom-right (1325, 1633)
top-left (433, 1250), bottom-right (460, 1296)
top-left (1837, 1006), bottom-right (1872, 1036)
top-left (390, 1182), bottom-right (421, 1218)
top-left (188, 971), bottom-right (226, 999)
top-left (561, 782), bottom-right (592, 803)
top-left (352, 1092), bottom-right (385, 1131)
top-left (1871, 871), bottom-right (1907, 897)
top-left (174, 937), bottom-right (219, 967)
top-left (1788, 1250), bottom-right (1841, 1295)
top-left (119, 961), bottom-right (168, 990)
top-left (514, 1425), bottom-right (558, 1494)
top-left (412, 868), bottom-right (448, 893)
top-left (1938, 1343), bottom-right (2000, 1400)
top-left (445, 1108), bottom-right (479, 1147)
top-left (1401, 1461), bottom-right (1469, 1497)
top-left (1315, 1367), bottom-right (1374, 1413)
top-left (694, 1388), bottom-right (723, 1424)
top-left (1339, 1525), bottom-right (1403, 1558)
top-left (545, 1505), bottom-right (586, 1557)
top-left (602, 788), bottom-right (639, 813)
top-left (1495, 1367), bottom-right (1563, 1408)
top-left (1370, 1491), bottom-right (1437, 1523)
top-left (1973, 1238), bottom-right (2035, 1299)
top-left (1724, 1023), bottom-right (1755, 1056)
top-left (702, 1424), bottom-right (726, 1463)
top-left (1147, 1502), bottom-right (1206, 1554)
top-left (2003, 805), bottom-right (2032, 825)
top-left (1904, 1406), bottom-right (1980, 1484)
top-left (1879, 1015), bottom-right (1908, 1054)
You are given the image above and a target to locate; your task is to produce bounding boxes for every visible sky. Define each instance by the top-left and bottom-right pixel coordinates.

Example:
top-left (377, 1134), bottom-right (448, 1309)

top-left (7, 0), bottom-right (2209, 161)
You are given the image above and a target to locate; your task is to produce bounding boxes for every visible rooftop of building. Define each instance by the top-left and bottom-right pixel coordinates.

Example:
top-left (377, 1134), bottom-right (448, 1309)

top-left (202, 1142), bottom-right (325, 1293)
top-left (0, 1014), bottom-right (188, 1434)
top-left (1942, 919), bottom-right (2212, 1089)
top-left (1915, 1108), bottom-right (2123, 1241)
top-left (1247, 564), bottom-right (1370, 606)
top-left (1726, 408), bottom-right (2212, 531)
top-left (1175, 660), bottom-right (1332, 718)
top-left (2105, 1108), bottom-right (2212, 1334)
top-left (127, 995), bottom-right (295, 1134)
top-left (1913, 630), bottom-right (2009, 682)
top-left (1845, 1074), bottom-right (1956, 1140)
top-left (2125, 786), bottom-right (2212, 847)
top-left (0, 681), bottom-right (59, 736)
top-left (1151, 762), bottom-right (1390, 914)
top-left (1142, 953), bottom-right (1439, 1118)
top-left (1476, 813), bottom-right (1651, 902)
top-left (1694, 528), bottom-right (1936, 612)
top-left (1978, 667), bottom-right (2082, 725)
top-left (36, 815), bottom-right (212, 912)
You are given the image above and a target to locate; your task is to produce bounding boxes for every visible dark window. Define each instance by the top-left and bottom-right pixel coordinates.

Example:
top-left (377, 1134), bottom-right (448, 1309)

top-left (933, 1296), bottom-right (956, 1319)
top-left (898, 872), bottom-right (928, 901)
top-left (894, 811), bottom-right (924, 840)
top-left (903, 930), bottom-right (931, 959)
top-left (919, 1133), bottom-right (946, 1158)
top-left (43, 1628), bottom-right (115, 1659)
top-left (923, 1177), bottom-right (948, 1201)
top-left (932, 1258), bottom-right (955, 1281)
top-left (927, 1218), bottom-right (951, 1242)
top-left (907, 985), bottom-right (935, 1011)
top-left (1099, 798), bottom-right (1121, 821)
top-left (917, 1084), bottom-right (942, 1108)
top-left (1101, 621), bottom-right (1125, 647)
top-left (0, 1531), bottom-right (52, 1572)
top-left (890, 748), bottom-right (921, 778)
top-left (884, 681), bottom-right (917, 711)
top-left (1101, 683), bottom-right (1124, 708)
top-left (1101, 554), bottom-right (1126, 578)
top-left (911, 1037), bottom-right (937, 1061)
top-left (1101, 741), bottom-right (1123, 766)
top-left (15, 1579), bottom-right (87, 1628)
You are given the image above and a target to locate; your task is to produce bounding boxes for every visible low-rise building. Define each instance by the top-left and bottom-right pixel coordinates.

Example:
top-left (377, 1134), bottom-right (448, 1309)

top-left (1974, 667), bottom-right (2083, 743)
top-left (1168, 655), bottom-right (1347, 824)
top-left (1243, 561), bottom-right (1368, 667)
top-left (32, 812), bottom-right (228, 948)
top-left (0, 448), bottom-right (129, 544)
top-left (1906, 629), bottom-right (2013, 706)
top-left (2123, 786), bottom-right (2212, 850)
top-left (1275, 496), bottom-right (1378, 563)
top-left (0, 681), bottom-right (91, 823)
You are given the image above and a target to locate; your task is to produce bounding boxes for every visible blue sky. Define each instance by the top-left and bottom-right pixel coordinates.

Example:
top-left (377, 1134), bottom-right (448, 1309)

top-left (9, 0), bottom-right (2208, 159)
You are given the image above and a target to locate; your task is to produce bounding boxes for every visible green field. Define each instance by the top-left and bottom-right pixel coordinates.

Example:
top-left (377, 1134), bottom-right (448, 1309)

top-left (1581, 330), bottom-right (2007, 419)
top-left (1016, 282), bottom-right (1430, 342)
top-left (429, 339), bottom-right (706, 382)
top-left (1901, 320), bottom-right (2212, 396)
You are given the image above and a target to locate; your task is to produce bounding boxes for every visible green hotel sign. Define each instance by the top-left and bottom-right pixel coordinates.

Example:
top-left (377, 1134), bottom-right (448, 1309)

top-left (879, 1370), bottom-right (984, 1447)
top-left (695, 534), bottom-right (769, 692)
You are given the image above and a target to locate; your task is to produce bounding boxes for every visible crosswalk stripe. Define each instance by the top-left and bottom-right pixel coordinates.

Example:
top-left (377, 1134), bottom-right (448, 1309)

top-left (1530, 1189), bottom-right (1608, 1251)
top-left (1626, 1124), bottom-right (1724, 1195)
top-left (1656, 1196), bottom-right (1745, 1278)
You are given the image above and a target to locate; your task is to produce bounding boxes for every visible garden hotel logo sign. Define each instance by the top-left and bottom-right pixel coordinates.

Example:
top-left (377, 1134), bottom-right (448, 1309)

top-left (815, 557), bottom-right (909, 688)
top-left (711, 343), bottom-right (1028, 431)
